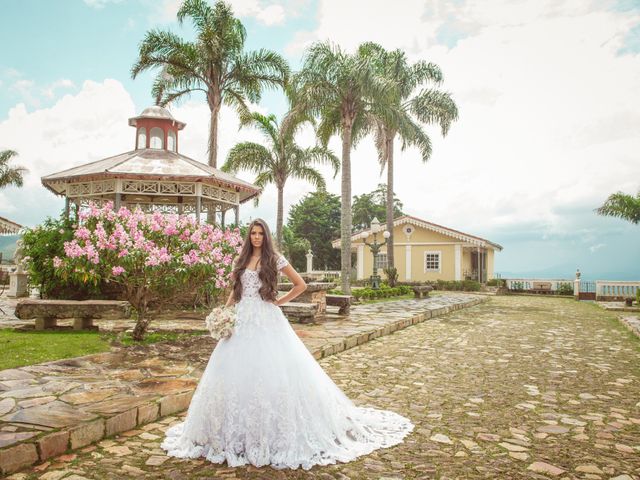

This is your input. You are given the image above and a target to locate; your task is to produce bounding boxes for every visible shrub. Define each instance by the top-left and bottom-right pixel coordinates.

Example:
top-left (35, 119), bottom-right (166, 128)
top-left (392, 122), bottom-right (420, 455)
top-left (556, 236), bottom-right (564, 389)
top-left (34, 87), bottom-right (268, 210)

top-left (54, 202), bottom-right (242, 340)
top-left (462, 280), bottom-right (481, 291)
top-left (383, 266), bottom-right (398, 287)
top-left (556, 282), bottom-right (573, 296)
top-left (22, 215), bottom-right (107, 299)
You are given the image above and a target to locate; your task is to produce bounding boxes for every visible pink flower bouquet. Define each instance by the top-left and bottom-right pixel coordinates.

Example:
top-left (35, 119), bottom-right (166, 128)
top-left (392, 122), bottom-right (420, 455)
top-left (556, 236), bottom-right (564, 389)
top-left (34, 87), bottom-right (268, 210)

top-left (205, 306), bottom-right (237, 340)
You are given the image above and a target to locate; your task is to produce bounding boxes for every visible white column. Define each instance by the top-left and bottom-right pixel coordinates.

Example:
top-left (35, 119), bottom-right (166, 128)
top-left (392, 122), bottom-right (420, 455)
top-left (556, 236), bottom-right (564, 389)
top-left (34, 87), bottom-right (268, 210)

top-left (454, 244), bottom-right (462, 281)
top-left (405, 245), bottom-right (412, 280)
top-left (306, 250), bottom-right (313, 273)
top-left (357, 244), bottom-right (365, 280)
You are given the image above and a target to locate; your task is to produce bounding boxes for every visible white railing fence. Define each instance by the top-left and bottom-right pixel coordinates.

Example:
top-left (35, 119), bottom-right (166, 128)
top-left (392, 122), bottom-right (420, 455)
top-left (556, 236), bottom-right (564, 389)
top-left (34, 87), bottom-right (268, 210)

top-left (504, 279), bottom-right (573, 291)
top-left (596, 281), bottom-right (640, 300)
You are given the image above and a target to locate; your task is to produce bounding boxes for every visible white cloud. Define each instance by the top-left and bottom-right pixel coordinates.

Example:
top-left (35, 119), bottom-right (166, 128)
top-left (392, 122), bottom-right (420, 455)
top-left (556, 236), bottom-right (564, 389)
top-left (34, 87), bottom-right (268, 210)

top-left (590, 243), bottom-right (606, 253)
top-left (151, 0), bottom-right (292, 25)
top-left (42, 79), bottom-right (76, 100)
top-left (255, 4), bottom-right (285, 25)
top-left (9, 79), bottom-right (39, 107)
top-left (0, 80), bottom-right (136, 225)
top-left (283, 0), bottom-right (640, 245)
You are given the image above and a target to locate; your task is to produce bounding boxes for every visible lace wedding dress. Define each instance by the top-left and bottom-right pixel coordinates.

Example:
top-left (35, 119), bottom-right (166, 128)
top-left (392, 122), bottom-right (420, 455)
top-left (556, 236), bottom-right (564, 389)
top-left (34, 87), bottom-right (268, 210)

top-left (161, 255), bottom-right (413, 470)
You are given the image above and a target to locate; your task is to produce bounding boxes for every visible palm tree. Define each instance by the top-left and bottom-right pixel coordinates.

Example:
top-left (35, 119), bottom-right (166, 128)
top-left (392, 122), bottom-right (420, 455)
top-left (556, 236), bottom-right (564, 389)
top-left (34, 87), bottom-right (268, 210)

top-left (596, 190), bottom-right (640, 224)
top-left (291, 41), bottom-right (396, 294)
top-left (222, 112), bottom-right (339, 250)
top-left (131, 0), bottom-right (289, 170)
top-left (0, 150), bottom-right (27, 189)
top-left (361, 43), bottom-right (458, 274)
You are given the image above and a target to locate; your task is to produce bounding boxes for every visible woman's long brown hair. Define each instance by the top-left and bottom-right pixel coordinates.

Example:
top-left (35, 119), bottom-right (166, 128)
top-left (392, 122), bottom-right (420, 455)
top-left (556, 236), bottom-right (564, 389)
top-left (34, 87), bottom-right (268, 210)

top-left (231, 218), bottom-right (279, 302)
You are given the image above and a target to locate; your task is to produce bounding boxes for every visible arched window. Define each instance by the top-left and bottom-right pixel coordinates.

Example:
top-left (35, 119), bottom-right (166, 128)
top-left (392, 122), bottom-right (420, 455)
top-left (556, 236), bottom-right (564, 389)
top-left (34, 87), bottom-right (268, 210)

top-left (150, 127), bottom-right (164, 149)
top-left (136, 128), bottom-right (147, 149)
top-left (167, 130), bottom-right (176, 152)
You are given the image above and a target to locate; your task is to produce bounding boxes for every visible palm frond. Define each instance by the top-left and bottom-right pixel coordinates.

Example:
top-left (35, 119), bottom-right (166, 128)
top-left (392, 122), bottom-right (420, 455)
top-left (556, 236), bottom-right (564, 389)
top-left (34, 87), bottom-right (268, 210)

top-left (595, 191), bottom-right (640, 224)
top-left (223, 142), bottom-right (274, 174)
top-left (0, 150), bottom-right (27, 188)
top-left (410, 89), bottom-right (459, 136)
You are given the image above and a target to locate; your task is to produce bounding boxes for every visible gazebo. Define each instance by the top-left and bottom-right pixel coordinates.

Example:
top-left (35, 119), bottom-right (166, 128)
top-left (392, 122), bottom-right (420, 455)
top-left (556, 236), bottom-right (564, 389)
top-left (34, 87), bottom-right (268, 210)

top-left (0, 216), bottom-right (21, 235)
top-left (41, 106), bottom-right (260, 225)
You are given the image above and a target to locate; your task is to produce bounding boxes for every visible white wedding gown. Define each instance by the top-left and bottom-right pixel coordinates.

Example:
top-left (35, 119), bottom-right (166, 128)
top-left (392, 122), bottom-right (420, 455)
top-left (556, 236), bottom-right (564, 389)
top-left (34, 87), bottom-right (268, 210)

top-left (161, 255), bottom-right (414, 470)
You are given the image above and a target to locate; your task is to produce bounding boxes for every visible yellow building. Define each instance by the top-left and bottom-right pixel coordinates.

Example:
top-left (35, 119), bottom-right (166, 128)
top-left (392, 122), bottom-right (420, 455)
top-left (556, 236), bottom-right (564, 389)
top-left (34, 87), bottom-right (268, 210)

top-left (332, 215), bottom-right (503, 283)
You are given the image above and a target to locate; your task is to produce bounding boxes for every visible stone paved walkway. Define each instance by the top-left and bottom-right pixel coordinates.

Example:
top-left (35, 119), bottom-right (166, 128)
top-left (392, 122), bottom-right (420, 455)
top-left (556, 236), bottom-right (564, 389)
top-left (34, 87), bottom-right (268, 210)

top-left (5, 296), bottom-right (640, 479)
top-left (0, 294), bottom-right (485, 476)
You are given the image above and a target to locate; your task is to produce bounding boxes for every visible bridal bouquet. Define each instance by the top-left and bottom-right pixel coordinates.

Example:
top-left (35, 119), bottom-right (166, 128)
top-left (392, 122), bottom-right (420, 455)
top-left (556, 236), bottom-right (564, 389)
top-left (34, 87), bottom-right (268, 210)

top-left (205, 306), bottom-right (237, 340)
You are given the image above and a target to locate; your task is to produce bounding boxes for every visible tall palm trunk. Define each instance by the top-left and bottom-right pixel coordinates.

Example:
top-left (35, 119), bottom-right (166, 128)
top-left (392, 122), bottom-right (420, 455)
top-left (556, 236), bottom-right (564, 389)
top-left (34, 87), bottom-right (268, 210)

top-left (209, 107), bottom-right (219, 168)
top-left (340, 122), bottom-right (353, 294)
top-left (276, 183), bottom-right (284, 251)
top-left (207, 92), bottom-right (221, 224)
top-left (207, 89), bottom-right (222, 168)
top-left (386, 133), bottom-right (395, 273)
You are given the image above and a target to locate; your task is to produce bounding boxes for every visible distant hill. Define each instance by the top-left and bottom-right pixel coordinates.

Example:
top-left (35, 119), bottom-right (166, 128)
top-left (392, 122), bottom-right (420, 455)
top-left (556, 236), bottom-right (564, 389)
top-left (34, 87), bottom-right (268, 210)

top-left (0, 235), bottom-right (20, 263)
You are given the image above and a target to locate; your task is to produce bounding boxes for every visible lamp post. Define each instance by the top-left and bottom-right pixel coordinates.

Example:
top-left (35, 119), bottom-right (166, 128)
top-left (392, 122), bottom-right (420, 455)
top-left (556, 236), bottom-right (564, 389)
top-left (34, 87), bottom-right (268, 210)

top-left (361, 217), bottom-right (390, 290)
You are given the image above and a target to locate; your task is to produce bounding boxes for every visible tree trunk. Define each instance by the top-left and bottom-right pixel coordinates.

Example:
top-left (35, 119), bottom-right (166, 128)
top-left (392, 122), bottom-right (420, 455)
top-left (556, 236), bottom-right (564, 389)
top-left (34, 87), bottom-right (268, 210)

top-left (276, 183), bottom-right (284, 251)
top-left (340, 125), bottom-right (353, 294)
top-left (131, 306), bottom-right (149, 341)
top-left (208, 100), bottom-right (221, 169)
top-left (386, 133), bottom-right (395, 274)
top-left (207, 93), bottom-right (221, 224)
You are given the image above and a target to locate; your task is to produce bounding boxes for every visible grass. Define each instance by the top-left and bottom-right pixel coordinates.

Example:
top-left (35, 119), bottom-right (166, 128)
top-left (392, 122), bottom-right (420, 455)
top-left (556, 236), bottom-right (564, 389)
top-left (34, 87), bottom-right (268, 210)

top-left (0, 329), bottom-right (203, 370)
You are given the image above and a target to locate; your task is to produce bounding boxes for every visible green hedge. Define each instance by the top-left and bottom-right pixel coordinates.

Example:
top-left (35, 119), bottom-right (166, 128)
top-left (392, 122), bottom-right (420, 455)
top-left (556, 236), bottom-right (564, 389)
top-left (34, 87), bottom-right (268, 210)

top-left (434, 280), bottom-right (481, 291)
top-left (350, 285), bottom-right (412, 301)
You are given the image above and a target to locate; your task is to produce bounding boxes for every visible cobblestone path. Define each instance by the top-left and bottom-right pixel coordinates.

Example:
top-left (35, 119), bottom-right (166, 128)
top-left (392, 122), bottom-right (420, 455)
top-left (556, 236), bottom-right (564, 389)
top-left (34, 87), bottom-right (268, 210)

top-left (10, 296), bottom-right (640, 480)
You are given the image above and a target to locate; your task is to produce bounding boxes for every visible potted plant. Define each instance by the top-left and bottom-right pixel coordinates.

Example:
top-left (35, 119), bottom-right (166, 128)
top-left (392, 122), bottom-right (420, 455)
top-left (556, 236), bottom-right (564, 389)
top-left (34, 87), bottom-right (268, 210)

top-left (625, 297), bottom-right (634, 307)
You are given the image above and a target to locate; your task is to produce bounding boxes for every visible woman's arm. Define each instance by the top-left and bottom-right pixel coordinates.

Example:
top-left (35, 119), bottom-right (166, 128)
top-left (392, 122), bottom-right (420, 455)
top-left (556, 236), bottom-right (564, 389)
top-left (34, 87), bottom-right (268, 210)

top-left (224, 259), bottom-right (238, 308)
top-left (224, 288), bottom-right (235, 308)
top-left (275, 263), bottom-right (307, 306)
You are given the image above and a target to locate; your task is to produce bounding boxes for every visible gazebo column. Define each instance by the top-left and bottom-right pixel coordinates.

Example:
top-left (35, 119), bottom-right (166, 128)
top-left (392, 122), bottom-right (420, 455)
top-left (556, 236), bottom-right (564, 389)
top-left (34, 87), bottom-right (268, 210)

top-left (195, 197), bottom-right (202, 223)
top-left (114, 192), bottom-right (122, 210)
top-left (64, 197), bottom-right (70, 219)
top-left (234, 205), bottom-right (239, 226)
top-left (221, 210), bottom-right (226, 228)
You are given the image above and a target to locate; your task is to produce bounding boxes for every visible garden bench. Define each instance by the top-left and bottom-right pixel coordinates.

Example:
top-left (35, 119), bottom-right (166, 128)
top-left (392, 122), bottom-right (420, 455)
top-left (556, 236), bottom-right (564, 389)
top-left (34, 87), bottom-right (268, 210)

top-left (412, 285), bottom-right (433, 299)
top-left (531, 282), bottom-right (553, 294)
top-left (326, 294), bottom-right (352, 315)
top-left (280, 302), bottom-right (318, 324)
top-left (14, 299), bottom-right (131, 330)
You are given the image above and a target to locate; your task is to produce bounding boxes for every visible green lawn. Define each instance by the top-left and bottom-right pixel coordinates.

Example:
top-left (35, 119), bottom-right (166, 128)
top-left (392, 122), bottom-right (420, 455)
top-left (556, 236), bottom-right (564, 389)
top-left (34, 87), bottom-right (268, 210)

top-left (0, 329), bottom-right (204, 370)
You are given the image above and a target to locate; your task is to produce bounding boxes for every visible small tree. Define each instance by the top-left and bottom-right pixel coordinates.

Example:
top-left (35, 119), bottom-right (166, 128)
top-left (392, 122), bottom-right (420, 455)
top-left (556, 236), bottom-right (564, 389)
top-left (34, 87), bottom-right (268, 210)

top-left (0, 150), bottom-right (27, 189)
top-left (54, 202), bottom-right (242, 340)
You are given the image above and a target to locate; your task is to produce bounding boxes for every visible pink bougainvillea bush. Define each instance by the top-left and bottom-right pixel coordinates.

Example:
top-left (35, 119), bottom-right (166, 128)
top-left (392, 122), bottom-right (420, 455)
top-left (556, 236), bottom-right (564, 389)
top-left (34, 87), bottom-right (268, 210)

top-left (54, 202), bottom-right (242, 340)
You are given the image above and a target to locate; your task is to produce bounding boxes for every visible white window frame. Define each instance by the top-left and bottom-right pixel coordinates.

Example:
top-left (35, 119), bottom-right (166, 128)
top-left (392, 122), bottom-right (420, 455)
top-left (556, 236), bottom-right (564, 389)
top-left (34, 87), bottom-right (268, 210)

top-left (374, 252), bottom-right (388, 270)
top-left (424, 250), bottom-right (442, 273)
top-left (136, 127), bottom-right (146, 149)
top-left (167, 130), bottom-right (176, 152)
top-left (150, 127), bottom-right (164, 149)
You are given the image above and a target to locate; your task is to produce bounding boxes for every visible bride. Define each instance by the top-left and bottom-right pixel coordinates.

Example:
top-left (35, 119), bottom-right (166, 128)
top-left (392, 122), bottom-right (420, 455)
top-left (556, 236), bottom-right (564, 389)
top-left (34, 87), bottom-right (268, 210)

top-left (161, 219), bottom-right (414, 470)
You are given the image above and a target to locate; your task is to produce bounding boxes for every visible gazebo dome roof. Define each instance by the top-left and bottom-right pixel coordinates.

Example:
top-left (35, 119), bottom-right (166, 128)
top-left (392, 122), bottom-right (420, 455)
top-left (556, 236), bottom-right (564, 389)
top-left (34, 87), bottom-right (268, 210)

top-left (128, 106), bottom-right (185, 130)
top-left (41, 149), bottom-right (260, 204)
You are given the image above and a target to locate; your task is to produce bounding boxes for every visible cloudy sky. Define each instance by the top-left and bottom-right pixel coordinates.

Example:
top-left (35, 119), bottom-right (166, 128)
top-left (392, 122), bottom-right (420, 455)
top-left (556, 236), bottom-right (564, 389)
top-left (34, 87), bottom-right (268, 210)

top-left (1, 0), bottom-right (639, 279)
